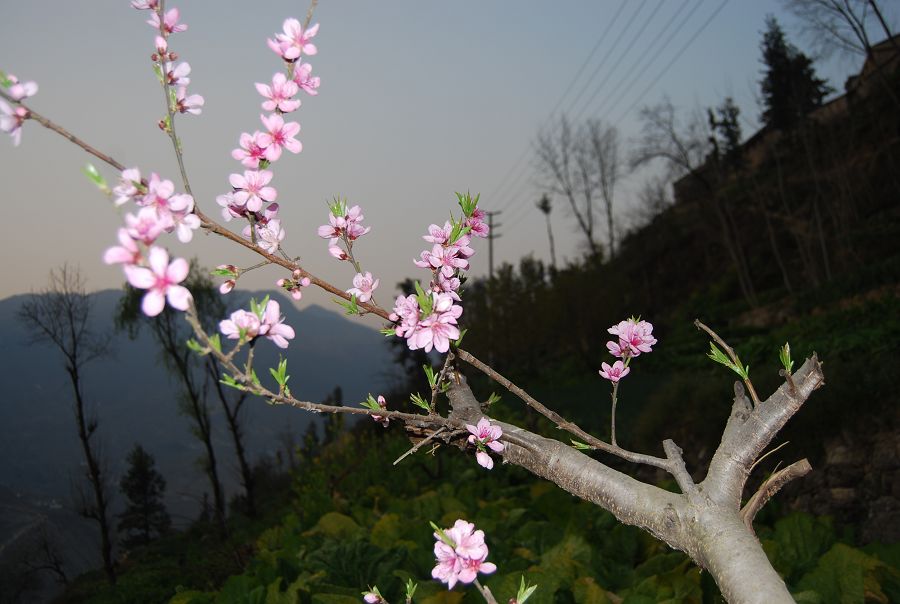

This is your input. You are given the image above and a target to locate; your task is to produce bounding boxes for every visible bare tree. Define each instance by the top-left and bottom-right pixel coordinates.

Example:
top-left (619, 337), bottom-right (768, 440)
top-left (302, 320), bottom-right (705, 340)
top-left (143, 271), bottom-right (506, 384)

top-left (18, 266), bottom-right (116, 585)
top-left (633, 98), bottom-right (758, 307)
top-left (535, 193), bottom-right (557, 269)
top-left (783, 0), bottom-right (899, 106)
top-left (534, 115), bottom-right (601, 258)
top-left (586, 119), bottom-right (621, 259)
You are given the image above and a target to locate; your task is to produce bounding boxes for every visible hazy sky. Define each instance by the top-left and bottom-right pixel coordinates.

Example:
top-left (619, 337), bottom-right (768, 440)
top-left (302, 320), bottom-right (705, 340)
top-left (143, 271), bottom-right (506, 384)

top-left (1, 1), bottom-right (892, 316)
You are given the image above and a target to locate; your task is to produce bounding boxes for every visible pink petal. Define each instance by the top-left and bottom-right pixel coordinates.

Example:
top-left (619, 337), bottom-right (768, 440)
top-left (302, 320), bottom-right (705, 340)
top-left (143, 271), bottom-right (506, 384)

top-left (141, 290), bottom-right (166, 317)
top-left (166, 285), bottom-right (192, 311)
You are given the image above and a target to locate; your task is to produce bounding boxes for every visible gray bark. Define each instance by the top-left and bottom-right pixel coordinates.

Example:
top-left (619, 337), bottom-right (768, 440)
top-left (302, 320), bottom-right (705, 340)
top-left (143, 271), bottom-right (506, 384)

top-left (446, 354), bottom-right (825, 603)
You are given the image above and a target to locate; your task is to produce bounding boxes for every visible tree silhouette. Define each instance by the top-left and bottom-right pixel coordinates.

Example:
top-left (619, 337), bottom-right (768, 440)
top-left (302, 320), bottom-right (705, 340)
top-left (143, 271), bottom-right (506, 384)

top-left (117, 444), bottom-right (171, 548)
top-left (18, 266), bottom-right (116, 585)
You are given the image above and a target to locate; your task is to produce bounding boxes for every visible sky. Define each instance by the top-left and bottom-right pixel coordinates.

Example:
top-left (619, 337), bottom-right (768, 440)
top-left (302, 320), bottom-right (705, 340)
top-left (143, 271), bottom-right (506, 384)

top-left (1, 0), bottom-right (894, 318)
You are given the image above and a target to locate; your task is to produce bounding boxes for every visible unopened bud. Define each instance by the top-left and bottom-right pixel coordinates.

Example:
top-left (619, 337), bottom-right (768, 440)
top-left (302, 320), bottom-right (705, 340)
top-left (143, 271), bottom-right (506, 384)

top-left (157, 119), bottom-right (167, 130)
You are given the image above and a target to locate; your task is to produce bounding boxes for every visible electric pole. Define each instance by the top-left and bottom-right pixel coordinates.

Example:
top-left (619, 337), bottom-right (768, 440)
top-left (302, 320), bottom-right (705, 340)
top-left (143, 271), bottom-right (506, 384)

top-left (486, 211), bottom-right (501, 280)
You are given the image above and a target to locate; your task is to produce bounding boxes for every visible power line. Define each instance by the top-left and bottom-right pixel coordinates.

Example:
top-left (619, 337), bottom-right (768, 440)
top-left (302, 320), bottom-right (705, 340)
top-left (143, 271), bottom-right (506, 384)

top-left (612, 0), bottom-right (731, 127)
top-left (570, 0), bottom-right (665, 123)
top-left (579, 0), bottom-right (702, 124)
top-left (493, 0), bottom-right (659, 216)
top-left (482, 1), bottom-right (629, 207)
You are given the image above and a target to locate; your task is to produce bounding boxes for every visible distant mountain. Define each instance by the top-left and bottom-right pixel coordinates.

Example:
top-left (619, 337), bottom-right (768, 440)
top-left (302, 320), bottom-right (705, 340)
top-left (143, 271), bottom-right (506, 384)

top-left (0, 289), bottom-right (396, 522)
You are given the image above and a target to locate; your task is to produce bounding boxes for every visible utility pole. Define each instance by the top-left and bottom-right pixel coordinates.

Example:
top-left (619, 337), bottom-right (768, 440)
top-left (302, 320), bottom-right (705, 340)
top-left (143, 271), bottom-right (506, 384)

top-left (486, 211), bottom-right (501, 280)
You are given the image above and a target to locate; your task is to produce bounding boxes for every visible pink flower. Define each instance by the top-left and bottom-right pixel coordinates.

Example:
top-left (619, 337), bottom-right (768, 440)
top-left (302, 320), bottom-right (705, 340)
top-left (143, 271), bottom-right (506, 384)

top-left (268, 19), bottom-right (319, 60)
top-left (362, 592), bottom-right (383, 604)
top-left (124, 246), bottom-right (192, 317)
top-left (293, 62), bottom-right (320, 95)
top-left (103, 228), bottom-right (142, 266)
top-left (599, 360), bottom-right (630, 383)
top-left (256, 73), bottom-right (300, 113)
top-left (608, 318), bottom-right (657, 357)
top-left (148, 7), bottom-right (187, 34)
top-left (423, 222), bottom-right (452, 245)
top-left (166, 62), bottom-right (191, 86)
top-left (328, 245), bottom-right (349, 261)
top-left (259, 299), bottom-right (295, 349)
top-left (125, 206), bottom-right (170, 245)
top-left (231, 131), bottom-right (269, 169)
top-left (347, 272), bottom-right (379, 303)
top-left (371, 395), bottom-right (389, 427)
top-left (230, 169), bottom-right (277, 212)
top-left (175, 86), bottom-right (204, 115)
top-left (5, 74), bottom-right (38, 101)
top-left (256, 218), bottom-right (285, 254)
top-left (410, 293), bottom-right (462, 353)
top-left (219, 309), bottom-right (261, 342)
top-left (259, 113), bottom-right (301, 162)
top-left (113, 168), bottom-right (142, 206)
top-left (414, 244), bottom-right (468, 278)
top-left (466, 417), bottom-right (504, 469)
top-left (131, 0), bottom-right (158, 9)
top-left (390, 294), bottom-right (420, 339)
top-left (0, 100), bottom-right (29, 146)
top-left (432, 520), bottom-right (497, 590)
top-left (466, 208), bottom-right (490, 238)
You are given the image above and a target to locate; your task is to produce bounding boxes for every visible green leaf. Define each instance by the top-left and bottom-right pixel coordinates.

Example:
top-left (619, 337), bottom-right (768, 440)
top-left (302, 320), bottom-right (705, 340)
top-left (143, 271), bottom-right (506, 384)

top-left (423, 364), bottom-right (437, 388)
top-left (211, 266), bottom-right (237, 278)
top-left (209, 334), bottom-right (222, 354)
top-left (571, 440), bottom-right (593, 451)
top-left (0, 70), bottom-right (12, 88)
top-left (706, 343), bottom-right (749, 380)
top-left (516, 576), bottom-right (539, 604)
top-left (410, 392), bottom-right (431, 412)
top-left (380, 327), bottom-right (396, 337)
top-left (333, 295), bottom-right (359, 316)
top-left (186, 338), bottom-right (204, 354)
top-left (780, 342), bottom-right (794, 373)
top-left (486, 392), bottom-right (502, 406)
top-left (220, 374), bottom-right (245, 391)
top-left (405, 579), bottom-right (418, 601)
top-left (453, 328), bottom-right (467, 348)
top-left (429, 521), bottom-right (456, 548)
top-left (81, 163), bottom-right (109, 191)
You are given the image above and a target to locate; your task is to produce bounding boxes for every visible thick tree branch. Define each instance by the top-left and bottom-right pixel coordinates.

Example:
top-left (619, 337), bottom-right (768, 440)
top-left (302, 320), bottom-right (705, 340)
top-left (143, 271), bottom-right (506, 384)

top-left (701, 355), bottom-right (824, 508)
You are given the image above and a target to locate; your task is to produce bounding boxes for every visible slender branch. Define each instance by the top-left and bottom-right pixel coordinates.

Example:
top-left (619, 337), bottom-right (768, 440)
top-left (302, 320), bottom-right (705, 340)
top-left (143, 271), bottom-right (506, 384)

top-left (748, 440), bottom-right (789, 474)
top-left (695, 319), bottom-right (761, 406)
top-left (740, 459), bottom-right (812, 530)
top-left (156, 0), bottom-right (193, 196)
top-left (474, 578), bottom-right (499, 604)
top-left (393, 427), bottom-right (449, 466)
top-left (429, 351), bottom-right (455, 408)
top-left (0, 91), bottom-right (126, 171)
top-left (610, 381), bottom-right (620, 446)
top-left (455, 348), bottom-right (677, 473)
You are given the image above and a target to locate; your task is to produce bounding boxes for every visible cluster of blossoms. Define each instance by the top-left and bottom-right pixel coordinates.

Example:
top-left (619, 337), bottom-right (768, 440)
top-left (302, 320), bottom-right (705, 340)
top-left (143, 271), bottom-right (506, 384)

top-left (389, 194), bottom-right (489, 353)
top-left (215, 17), bottom-right (320, 282)
top-left (432, 519), bottom-right (497, 589)
top-left (219, 297), bottom-right (295, 349)
top-left (466, 417), bottom-right (504, 469)
top-left (317, 199), bottom-right (381, 304)
top-left (132, 1), bottom-right (204, 118)
top-left (96, 1), bottom-right (207, 317)
top-left (103, 169), bottom-right (196, 316)
top-left (598, 317), bottom-right (657, 382)
top-left (0, 72), bottom-right (37, 146)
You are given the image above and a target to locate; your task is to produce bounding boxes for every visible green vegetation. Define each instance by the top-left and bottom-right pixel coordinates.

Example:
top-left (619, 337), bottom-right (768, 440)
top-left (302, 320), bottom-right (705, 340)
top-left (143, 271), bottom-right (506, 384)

top-left (63, 427), bottom-right (898, 603)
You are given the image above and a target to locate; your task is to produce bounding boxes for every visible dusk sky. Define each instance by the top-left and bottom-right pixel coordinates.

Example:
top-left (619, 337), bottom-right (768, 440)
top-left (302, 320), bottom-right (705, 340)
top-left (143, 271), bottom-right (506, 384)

top-left (2, 1), bottom-right (894, 318)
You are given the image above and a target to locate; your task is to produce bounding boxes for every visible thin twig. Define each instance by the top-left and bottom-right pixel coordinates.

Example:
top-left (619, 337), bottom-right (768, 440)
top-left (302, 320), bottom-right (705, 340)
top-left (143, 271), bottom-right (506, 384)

top-left (473, 578), bottom-right (499, 604)
top-left (610, 381), bottom-right (620, 446)
top-left (694, 319), bottom-right (761, 407)
top-left (393, 427), bottom-right (448, 465)
top-left (430, 351), bottom-right (455, 408)
top-left (156, 0), bottom-right (193, 197)
top-left (455, 348), bottom-right (675, 473)
top-left (748, 440), bottom-right (790, 474)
